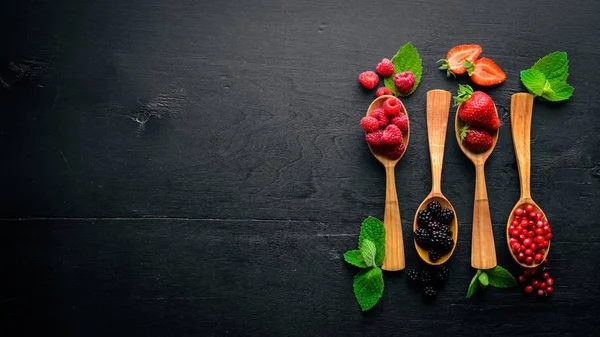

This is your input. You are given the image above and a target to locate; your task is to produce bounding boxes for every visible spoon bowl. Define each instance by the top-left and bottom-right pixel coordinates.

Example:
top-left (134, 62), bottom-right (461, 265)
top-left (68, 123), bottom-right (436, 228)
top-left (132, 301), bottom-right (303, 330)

top-left (413, 90), bottom-right (458, 265)
top-left (507, 93), bottom-right (551, 268)
top-left (455, 99), bottom-right (500, 270)
top-left (365, 94), bottom-right (410, 271)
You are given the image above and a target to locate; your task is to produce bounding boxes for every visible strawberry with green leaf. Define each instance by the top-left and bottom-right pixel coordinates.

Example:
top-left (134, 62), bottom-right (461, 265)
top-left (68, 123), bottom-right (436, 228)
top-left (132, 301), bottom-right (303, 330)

top-left (438, 44), bottom-right (482, 77)
top-left (454, 84), bottom-right (500, 131)
top-left (460, 125), bottom-right (493, 153)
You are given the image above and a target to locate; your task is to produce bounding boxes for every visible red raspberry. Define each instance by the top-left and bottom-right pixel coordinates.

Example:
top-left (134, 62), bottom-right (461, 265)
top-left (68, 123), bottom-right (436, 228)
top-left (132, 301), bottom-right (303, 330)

top-left (365, 130), bottom-right (384, 146)
top-left (385, 142), bottom-right (405, 159)
top-left (376, 58), bottom-right (395, 77)
top-left (375, 87), bottom-right (393, 97)
top-left (391, 114), bottom-right (408, 133)
top-left (360, 116), bottom-right (380, 133)
top-left (358, 71), bottom-right (379, 90)
top-left (369, 108), bottom-right (389, 128)
top-left (383, 97), bottom-right (402, 116)
top-left (381, 124), bottom-right (403, 145)
top-left (393, 71), bottom-right (416, 95)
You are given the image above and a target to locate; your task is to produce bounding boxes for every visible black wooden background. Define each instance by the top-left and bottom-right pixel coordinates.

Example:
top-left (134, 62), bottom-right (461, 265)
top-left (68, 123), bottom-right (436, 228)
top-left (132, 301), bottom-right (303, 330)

top-left (2, 0), bottom-right (600, 336)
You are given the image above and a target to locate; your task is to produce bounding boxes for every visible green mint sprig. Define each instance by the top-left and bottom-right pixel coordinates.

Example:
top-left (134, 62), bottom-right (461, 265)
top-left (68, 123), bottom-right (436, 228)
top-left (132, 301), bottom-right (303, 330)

top-left (520, 51), bottom-right (574, 102)
top-left (466, 265), bottom-right (517, 297)
top-left (383, 42), bottom-right (423, 96)
top-left (343, 216), bottom-right (386, 311)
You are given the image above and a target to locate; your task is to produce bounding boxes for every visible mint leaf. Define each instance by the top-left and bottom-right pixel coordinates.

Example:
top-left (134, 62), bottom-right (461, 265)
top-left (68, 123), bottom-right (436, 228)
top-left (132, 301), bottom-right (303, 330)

top-left (383, 42), bottom-right (423, 96)
top-left (486, 265), bottom-right (517, 288)
top-left (466, 270), bottom-right (481, 298)
top-left (353, 267), bottom-right (384, 311)
top-left (531, 51), bottom-right (569, 86)
top-left (358, 216), bottom-right (385, 266)
top-left (344, 250), bottom-right (368, 268)
top-left (520, 69), bottom-right (546, 96)
top-left (361, 239), bottom-right (377, 267)
top-left (541, 82), bottom-right (574, 102)
top-left (478, 271), bottom-right (489, 286)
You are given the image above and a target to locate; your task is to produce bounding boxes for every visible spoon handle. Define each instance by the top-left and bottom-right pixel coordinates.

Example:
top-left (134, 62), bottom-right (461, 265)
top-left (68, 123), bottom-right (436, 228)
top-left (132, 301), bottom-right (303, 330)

top-left (381, 165), bottom-right (405, 271)
top-left (426, 90), bottom-right (452, 194)
top-left (472, 163), bottom-right (497, 270)
top-left (510, 93), bottom-right (535, 200)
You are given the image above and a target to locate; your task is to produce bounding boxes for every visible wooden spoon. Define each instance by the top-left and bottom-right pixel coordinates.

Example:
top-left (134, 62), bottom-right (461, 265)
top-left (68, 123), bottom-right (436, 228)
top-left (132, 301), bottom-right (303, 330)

top-left (365, 95), bottom-right (410, 271)
top-left (455, 99), bottom-right (499, 270)
top-left (507, 93), bottom-right (550, 268)
top-left (413, 90), bottom-right (458, 265)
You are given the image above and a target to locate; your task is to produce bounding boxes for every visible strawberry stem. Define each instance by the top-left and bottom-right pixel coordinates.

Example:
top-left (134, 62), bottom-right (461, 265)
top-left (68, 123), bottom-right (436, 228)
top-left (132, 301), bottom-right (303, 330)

top-left (463, 60), bottom-right (475, 76)
top-left (459, 124), bottom-right (470, 140)
top-left (453, 84), bottom-right (474, 105)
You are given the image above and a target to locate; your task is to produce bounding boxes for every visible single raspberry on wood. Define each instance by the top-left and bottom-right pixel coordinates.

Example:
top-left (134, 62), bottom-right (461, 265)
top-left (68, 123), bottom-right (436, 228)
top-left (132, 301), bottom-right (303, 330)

top-left (381, 124), bottom-right (403, 145)
top-left (383, 97), bottom-right (402, 116)
top-left (391, 114), bottom-right (408, 133)
top-left (365, 130), bottom-right (384, 147)
top-left (376, 58), bottom-right (395, 77)
top-left (360, 116), bottom-right (380, 133)
top-left (369, 108), bottom-right (389, 128)
top-left (384, 142), bottom-right (405, 159)
top-left (358, 71), bottom-right (379, 90)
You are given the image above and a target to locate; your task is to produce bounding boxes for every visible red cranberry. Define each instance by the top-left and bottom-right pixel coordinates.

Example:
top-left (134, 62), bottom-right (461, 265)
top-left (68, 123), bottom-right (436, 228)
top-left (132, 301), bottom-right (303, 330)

top-left (545, 233), bottom-right (553, 240)
top-left (525, 256), bottom-right (534, 265)
top-left (524, 285), bottom-right (533, 294)
top-left (517, 252), bottom-right (526, 261)
top-left (521, 220), bottom-right (530, 227)
top-left (546, 286), bottom-right (553, 294)
top-left (535, 228), bottom-right (544, 236)
top-left (515, 208), bottom-right (524, 216)
top-left (512, 242), bottom-right (521, 252)
top-left (524, 248), bottom-right (533, 256)
top-left (536, 221), bottom-right (544, 228)
top-left (510, 238), bottom-right (518, 245)
top-left (526, 231), bottom-right (535, 238)
top-left (519, 234), bottom-right (526, 241)
top-left (534, 235), bottom-right (545, 244)
top-left (536, 213), bottom-right (544, 221)
top-left (537, 289), bottom-right (545, 296)
top-left (542, 225), bottom-right (550, 234)
top-left (530, 243), bottom-right (537, 251)
top-left (525, 205), bottom-right (535, 213)
top-left (534, 253), bottom-right (543, 263)
top-left (532, 280), bottom-right (540, 288)
top-left (528, 212), bottom-right (538, 220)
top-left (542, 272), bottom-right (550, 280)
top-left (539, 282), bottom-right (547, 289)
top-left (512, 220), bottom-right (520, 227)
top-left (523, 238), bottom-right (532, 247)
top-left (518, 275), bottom-right (526, 283)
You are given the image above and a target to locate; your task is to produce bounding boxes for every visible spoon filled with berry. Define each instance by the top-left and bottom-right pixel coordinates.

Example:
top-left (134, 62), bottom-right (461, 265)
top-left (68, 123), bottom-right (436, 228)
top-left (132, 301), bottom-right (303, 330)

top-left (454, 85), bottom-right (500, 270)
top-left (361, 95), bottom-right (410, 271)
top-left (413, 90), bottom-right (458, 265)
top-left (506, 93), bottom-right (551, 268)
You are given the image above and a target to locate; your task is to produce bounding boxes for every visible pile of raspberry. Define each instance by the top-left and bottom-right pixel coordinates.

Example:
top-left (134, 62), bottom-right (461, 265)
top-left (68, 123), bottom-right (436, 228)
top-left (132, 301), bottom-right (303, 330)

top-left (406, 263), bottom-right (450, 301)
top-left (508, 204), bottom-right (552, 266)
top-left (518, 259), bottom-right (555, 297)
top-left (359, 96), bottom-right (408, 159)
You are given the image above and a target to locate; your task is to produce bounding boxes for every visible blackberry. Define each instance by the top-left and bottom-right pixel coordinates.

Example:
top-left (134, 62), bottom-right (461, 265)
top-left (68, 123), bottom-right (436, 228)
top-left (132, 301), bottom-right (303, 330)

top-left (435, 265), bottom-right (450, 283)
top-left (420, 269), bottom-right (433, 286)
top-left (414, 228), bottom-right (430, 249)
top-left (429, 230), bottom-right (446, 248)
top-left (417, 209), bottom-right (433, 228)
top-left (428, 249), bottom-right (441, 262)
top-left (428, 220), bottom-right (442, 232)
top-left (407, 269), bottom-right (420, 284)
top-left (427, 200), bottom-right (442, 218)
top-left (423, 286), bottom-right (437, 299)
top-left (438, 235), bottom-right (454, 254)
top-left (438, 224), bottom-right (452, 237)
top-left (438, 208), bottom-right (454, 225)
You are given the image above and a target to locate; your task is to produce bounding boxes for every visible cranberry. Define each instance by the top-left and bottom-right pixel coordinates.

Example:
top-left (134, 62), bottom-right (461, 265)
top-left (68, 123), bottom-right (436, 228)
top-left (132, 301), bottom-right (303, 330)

top-left (545, 233), bottom-right (553, 240)
top-left (534, 253), bottom-right (543, 263)
top-left (528, 220), bottom-right (535, 227)
top-left (542, 220), bottom-right (549, 226)
top-left (521, 220), bottom-right (530, 227)
top-left (542, 225), bottom-right (550, 234)
top-left (526, 231), bottom-right (535, 238)
top-left (523, 238), bottom-right (532, 247)
top-left (517, 252), bottom-right (526, 261)
top-left (546, 278), bottom-right (554, 286)
top-left (536, 213), bottom-right (544, 221)
top-left (515, 208), bottom-right (524, 216)
top-left (542, 272), bottom-right (550, 280)
top-left (539, 282), bottom-right (547, 289)
top-left (510, 238), bottom-right (518, 245)
top-left (535, 228), bottom-right (544, 236)
top-left (518, 275), bottom-right (526, 283)
top-left (512, 220), bottom-right (520, 227)
top-left (532, 280), bottom-right (540, 288)
top-left (534, 235), bottom-right (545, 244)
top-left (524, 285), bottom-right (534, 294)
top-left (528, 212), bottom-right (538, 220)
top-left (513, 230), bottom-right (522, 237)
top-left (509, 225), bottom-right (516, 231)
top-left (546, 286), bottom-right (553, 294)
top-left (536, 221), bottom-right (544, 228)
top-left (530, 243), bottom-right (537, 251)
top-left (537, 289), bottom-right (545, 296)
top-left (525, 248), bottom-right (533, 256)
top-left (525, 256), bottom-right (534, 265)
top-left (512, 242), bottom-right (521, 252)
top-left (525, 205), bottom-right (535, 213)
top-left (519, 234), bottom-right (526, 241)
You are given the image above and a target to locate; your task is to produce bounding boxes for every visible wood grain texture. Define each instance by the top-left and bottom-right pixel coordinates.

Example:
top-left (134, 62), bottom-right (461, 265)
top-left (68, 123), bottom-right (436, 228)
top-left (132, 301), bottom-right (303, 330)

top-left (2, 0), bottom-right (600, 335)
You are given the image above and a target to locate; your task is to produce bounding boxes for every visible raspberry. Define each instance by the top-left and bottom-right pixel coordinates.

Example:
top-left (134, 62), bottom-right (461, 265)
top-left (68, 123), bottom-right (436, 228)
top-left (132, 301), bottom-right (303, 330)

top-left (393, 71), bottom-right (416, 95)
top-left (369, 108), bottom-right (389, 128)
top-left (385, 142), bottom-right (405, 159)
top-left (365, 130), bottom-right (383, 146)
top-left (381, 124), bottom-right (403, 145)
top-left (360, 116), bottom-right (380, 133)
top-left (383, 97), bottom-right (402, 116)
top-left (358, 71), bottom-right (379, 90)
top-left (391, 114), bottom-right (408, 133)
top-left (375, 87), bottom-right (393, 97)
top-left (376, 58), bottom-right (395, 77)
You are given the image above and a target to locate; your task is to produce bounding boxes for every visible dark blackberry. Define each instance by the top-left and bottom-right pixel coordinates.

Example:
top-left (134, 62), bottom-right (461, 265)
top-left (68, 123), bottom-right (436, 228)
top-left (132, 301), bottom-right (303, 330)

top-left (427, 200), bottom-right (442, 218)
top-left (437, 235), bottom-right (454, 254)
top-left (407, 269), bottom-right (420, 284)
top-left (438, 224), bottom-right (453, 237)
top-left (414, 228), bottom-right (430, 249)
top-left (434, 265), bottom-right (450, 283)
top-left (438, 208), bottom-right (454, 225)
top-left (429, 230), bottom-right (446, 249)
top-left (423, 286), bottom-right (437, 299)
top-left (417, 209), bottom-right (433, 228)
top-left (428, 249), bottom-right (441, 262)
top-left (420, 269), bottom-right (433, 286)
top-left (428, 220), bottom-right (442, 232)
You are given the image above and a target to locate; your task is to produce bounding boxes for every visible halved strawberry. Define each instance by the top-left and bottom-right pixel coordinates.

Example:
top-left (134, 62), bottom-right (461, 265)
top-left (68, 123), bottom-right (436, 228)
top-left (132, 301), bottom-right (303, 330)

top-left (438, 44), bottom-right (482, 77)
top-left (464, 57), bottom-right (506, 86)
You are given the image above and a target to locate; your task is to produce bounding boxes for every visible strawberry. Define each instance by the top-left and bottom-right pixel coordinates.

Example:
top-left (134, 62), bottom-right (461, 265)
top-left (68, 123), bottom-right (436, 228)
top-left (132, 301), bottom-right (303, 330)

top-left (459, 125), bottom-right (493, 153)
top-left (455, 85), bottom-right (500, 131)
top-left (464, 57), bottom-right (506, 86)
top-left (438, 44), bottom-right (482, 77)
